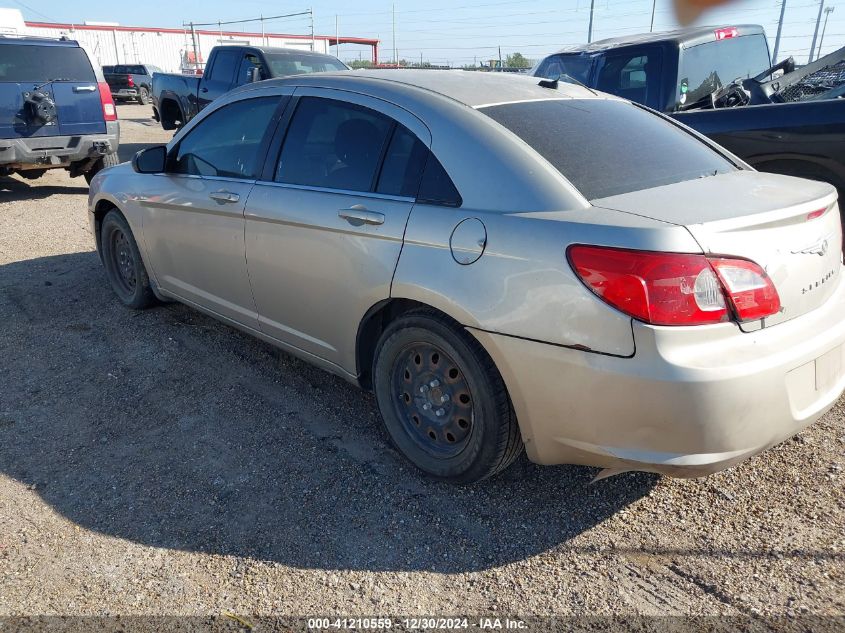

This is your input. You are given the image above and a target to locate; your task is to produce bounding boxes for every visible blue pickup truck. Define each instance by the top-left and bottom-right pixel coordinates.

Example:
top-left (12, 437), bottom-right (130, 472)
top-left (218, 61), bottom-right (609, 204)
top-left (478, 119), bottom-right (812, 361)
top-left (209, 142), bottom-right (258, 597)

top-left (0, 35), bottom-right (120, 184)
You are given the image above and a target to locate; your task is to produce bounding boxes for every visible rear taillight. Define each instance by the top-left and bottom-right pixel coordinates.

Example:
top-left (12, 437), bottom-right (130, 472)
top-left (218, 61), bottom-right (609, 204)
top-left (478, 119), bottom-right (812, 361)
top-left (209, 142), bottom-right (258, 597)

top-left (567, 245), bottom-right (780, 326)
top-left (97, 82), bottom-right (117, 121)
top-left (126, 75), bottom-right (134, 87)
top-left (709, 258), bottom-right (781, 321)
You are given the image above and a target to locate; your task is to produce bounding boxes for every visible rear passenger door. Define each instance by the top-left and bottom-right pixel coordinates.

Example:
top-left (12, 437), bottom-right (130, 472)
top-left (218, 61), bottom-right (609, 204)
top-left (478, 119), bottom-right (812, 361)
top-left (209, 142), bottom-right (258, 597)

top-left (244, 89), bottom-right (432, 372)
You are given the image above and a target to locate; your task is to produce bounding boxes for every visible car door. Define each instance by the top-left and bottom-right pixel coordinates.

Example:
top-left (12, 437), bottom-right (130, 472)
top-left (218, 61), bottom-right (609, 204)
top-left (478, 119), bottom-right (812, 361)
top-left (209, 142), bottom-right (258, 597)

top-left (197, 48), bottom-right (239, 111)
top-left (138, 94), bottom-right (284, 328)
top-left (244, 89), bottom-right (432, 372)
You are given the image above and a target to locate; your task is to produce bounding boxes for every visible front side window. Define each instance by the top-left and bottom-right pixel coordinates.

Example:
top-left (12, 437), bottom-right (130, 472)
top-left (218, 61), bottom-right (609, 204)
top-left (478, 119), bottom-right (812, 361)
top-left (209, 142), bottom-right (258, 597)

top-left (275, 97), bottom-right (393, 192)
top-left (595, 50), bottom-right (662, 109)
top-left (480, 98), bottom-right (736, 200)
top-left (236, 54), bottom-right (265, 87)
top-left (172, 97), bottom-right (278, 179)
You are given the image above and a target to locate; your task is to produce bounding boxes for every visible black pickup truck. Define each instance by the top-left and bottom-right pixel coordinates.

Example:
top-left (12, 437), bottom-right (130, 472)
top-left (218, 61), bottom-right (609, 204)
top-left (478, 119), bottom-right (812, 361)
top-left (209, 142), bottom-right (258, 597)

top-left (532, 25), bottom-right (845, 197)
top-left (103, 64), bottom-right (162, 105)
top-left (152, 45), bottom-right (348, 130)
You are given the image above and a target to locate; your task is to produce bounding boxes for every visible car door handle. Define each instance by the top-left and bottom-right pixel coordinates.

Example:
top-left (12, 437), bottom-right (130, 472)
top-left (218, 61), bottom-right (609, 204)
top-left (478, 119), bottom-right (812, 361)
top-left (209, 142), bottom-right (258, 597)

top-left (338, 206), bottom-right (385, 226)
top-left (73, 85), bottom-right (97, 93)
top-left (201, 87), bottom-right (209, 93)
top-left (209, 190), bottom-right (240, 204)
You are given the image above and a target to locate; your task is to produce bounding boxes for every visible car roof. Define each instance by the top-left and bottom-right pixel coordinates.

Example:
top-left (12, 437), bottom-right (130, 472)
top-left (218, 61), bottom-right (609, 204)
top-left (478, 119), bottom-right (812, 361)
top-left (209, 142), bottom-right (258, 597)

top-left (264, 69), bottom-right (600, 108)
top-left (248, 45), bottom-right (340, 59)
top-left (0, 35), bottom-right (79, 47)
top-left (553, 24), bottom-right (765, 54)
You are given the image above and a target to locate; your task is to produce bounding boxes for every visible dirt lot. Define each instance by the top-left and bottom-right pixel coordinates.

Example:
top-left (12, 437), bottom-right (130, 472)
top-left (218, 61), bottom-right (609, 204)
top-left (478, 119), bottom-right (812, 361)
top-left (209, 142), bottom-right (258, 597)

top-left (0, 103), bottom-right (844, 621)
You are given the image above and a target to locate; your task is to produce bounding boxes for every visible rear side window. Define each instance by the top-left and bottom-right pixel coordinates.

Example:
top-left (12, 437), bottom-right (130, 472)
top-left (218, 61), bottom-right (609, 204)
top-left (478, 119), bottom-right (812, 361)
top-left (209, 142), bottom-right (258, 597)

top-left (172, 97), bottom-right (278, 179)
top-left (480, 99), bottom-right (735, 200)
top-left (0, 44), bottom-right (95, 82)
top-left (376, 125), bottom-right (428, 197)
top-left (417, 155), bottom-right (462, 207)
top-left (207, 49), bottom-right (239, 84)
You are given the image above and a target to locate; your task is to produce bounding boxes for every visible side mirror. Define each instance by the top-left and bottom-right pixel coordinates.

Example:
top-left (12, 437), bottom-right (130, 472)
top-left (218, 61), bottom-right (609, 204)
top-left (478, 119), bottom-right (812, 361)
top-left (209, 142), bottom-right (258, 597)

top-left (783, 56), bottom-right (796, 75)
top-left (248, 66), bottom-right (263, 83)
top-left (132, 145), bottom-right (167, 174)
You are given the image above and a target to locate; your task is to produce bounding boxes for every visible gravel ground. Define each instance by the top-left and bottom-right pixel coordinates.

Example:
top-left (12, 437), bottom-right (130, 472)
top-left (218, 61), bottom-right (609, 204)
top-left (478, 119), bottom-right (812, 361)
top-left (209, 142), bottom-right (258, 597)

top-left (0, 104), bottom-right (843, 621)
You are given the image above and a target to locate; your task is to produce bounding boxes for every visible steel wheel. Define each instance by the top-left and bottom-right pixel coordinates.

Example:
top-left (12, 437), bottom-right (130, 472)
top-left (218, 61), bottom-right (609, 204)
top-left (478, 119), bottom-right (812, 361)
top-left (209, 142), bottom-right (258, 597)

top-left (391, 342), bottom-right (475, 458)
top-left (110, 228), bottom-right (137, 295)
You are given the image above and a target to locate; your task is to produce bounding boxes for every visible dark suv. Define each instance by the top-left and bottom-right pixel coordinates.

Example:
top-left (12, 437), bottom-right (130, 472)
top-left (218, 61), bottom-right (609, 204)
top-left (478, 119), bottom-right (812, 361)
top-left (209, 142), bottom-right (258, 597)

top-left (0, 35), bottom-right (120, 184)
top-left (103, 64), bottom-right (161, 104)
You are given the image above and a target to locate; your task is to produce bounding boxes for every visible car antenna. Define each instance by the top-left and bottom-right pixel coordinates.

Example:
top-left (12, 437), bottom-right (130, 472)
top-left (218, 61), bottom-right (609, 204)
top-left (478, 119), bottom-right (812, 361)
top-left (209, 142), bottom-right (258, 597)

top-left (538, 73), bottom-right (597, 96)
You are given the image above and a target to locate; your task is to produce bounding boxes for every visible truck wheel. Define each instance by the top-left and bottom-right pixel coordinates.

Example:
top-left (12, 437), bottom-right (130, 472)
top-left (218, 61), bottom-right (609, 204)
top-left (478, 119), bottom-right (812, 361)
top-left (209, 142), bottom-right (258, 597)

top-left (372, 309), bottom-right (523, 483)
top-left (137, 87), bottom-right (150, 105)
top-left (84, 152), bottom-right (120, 185)
top-left (100, 209), bottom-right (156, 310)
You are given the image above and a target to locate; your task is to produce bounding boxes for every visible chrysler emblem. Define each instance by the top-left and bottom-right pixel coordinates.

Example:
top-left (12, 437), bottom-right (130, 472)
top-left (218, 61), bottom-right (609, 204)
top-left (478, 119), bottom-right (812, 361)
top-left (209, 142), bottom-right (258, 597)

top-left (793, 239), bottom-right (829, 257)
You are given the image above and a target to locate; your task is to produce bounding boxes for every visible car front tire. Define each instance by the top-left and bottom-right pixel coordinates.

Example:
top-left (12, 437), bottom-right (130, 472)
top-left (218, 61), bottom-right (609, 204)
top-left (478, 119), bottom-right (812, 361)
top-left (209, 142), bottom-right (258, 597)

top-left (100, 209), bottom-right (156, 310)
top-left (373, 309), bottom-right (523, 483)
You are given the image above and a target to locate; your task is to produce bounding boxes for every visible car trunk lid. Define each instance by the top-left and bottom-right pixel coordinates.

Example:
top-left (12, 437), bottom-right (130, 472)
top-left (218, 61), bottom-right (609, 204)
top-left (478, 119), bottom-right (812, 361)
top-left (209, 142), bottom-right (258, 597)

top-left (592, 170), bottom-right (842, 331)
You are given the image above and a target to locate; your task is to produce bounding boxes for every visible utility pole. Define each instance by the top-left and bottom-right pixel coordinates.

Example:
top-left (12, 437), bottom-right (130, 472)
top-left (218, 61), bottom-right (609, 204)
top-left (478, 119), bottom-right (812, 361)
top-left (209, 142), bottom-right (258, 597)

top-left (498, 45), bottom-right (502, 71)
top-left (649, 0), bottom-right (656, 32)
top-left (310, 8), bottom-right (315, 52)
top-left (809, 0), bottom-right (825, 63)
top-left (818, 6), bottom-right (835, 59)
top-left (772, 0), bottom-right (786, 63)
top-left (392, 4), bottom-right (397, 67)
top-left (335, 15), bottom-right (340, 59)
top-left (260, 14), bottom-right (265, 46)
top-left (587, 0), bottom-right (595, 43)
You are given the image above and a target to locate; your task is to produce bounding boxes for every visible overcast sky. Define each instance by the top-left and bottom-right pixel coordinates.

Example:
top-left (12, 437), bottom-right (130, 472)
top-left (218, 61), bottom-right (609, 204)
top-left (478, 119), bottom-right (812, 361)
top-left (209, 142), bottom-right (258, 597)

top-left (11, 0), bottom-right (841, 66)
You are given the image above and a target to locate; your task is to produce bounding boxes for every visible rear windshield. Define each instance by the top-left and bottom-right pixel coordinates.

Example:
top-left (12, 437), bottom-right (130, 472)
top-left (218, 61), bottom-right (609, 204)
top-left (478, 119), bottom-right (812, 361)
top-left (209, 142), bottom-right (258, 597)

top-left (264, 52), bottom-right (347, 77)
top-left (109, 65), bottom-right (147, 75)
top-left (0, 44), bottom-right (96, 83)
top-left (480, 98), bottom-right (736, 200)
top-left (679, 34), bottom-right (771, 107)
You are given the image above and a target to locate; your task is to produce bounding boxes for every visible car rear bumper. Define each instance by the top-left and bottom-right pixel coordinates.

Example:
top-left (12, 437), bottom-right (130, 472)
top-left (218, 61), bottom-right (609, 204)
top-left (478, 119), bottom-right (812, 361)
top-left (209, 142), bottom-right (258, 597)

top-left (112, 89), bottom-right (139, 98)
top-left (0, 121), bottom-right (120, 171)
top-left (471, 268), bottom-right (845, 477)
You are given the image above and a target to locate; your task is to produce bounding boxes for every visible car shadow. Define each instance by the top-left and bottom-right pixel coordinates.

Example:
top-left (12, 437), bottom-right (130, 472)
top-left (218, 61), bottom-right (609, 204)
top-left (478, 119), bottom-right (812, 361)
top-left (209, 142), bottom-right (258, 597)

top-left (0, 175), bottom-right (88, 201)
top-left (0, 252), bottom-right (657, 573)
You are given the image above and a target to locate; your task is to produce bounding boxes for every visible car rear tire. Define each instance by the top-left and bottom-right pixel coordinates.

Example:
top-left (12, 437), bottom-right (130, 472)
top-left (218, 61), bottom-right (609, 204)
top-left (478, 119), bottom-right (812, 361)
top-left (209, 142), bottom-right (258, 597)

top-left (373, 309), bottom-right (523, 483)
top-left (100, 210), bottom-right (156, 310)
top-left (137, 87), bottom-right (150, 105)
top-left (84, 152), bottom-right (120, 185)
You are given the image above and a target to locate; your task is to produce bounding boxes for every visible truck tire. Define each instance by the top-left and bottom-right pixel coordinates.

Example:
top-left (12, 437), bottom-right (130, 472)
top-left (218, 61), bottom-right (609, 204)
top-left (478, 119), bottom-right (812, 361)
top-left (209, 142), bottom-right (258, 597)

top-left (84, 152), bottom-right (120, 185)
top-left (137, 87), bottom-right (150, 105)
top-left (372, 308), bottom-right (523, 483)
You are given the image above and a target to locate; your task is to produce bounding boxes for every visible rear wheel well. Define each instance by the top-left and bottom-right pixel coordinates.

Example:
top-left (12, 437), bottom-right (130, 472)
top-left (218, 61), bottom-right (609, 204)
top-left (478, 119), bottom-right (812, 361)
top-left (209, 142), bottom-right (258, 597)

top-left (159, 98), bottom-right (183, 131)
top-left (357, 299), bottom-right (454, 390)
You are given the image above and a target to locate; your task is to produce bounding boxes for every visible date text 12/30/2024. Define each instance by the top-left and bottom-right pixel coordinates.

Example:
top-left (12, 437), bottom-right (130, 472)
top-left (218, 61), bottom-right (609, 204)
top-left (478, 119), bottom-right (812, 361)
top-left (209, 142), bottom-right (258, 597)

top-left (307, 618), bottom-right (528, 630)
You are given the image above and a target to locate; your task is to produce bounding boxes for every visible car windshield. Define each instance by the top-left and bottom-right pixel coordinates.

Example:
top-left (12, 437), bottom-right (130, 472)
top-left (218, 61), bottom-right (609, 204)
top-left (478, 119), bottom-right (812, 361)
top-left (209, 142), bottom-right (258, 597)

top-left (534, 54), bottom-right (594, 84)
top-left (109, 65), bottom-right (147, 75)
top-left (480, 98), bottom-right (737, 200)
top-left (264, 52), bottom-right (347, 77)
top-left (0, 44), bottom-right (96, 82)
